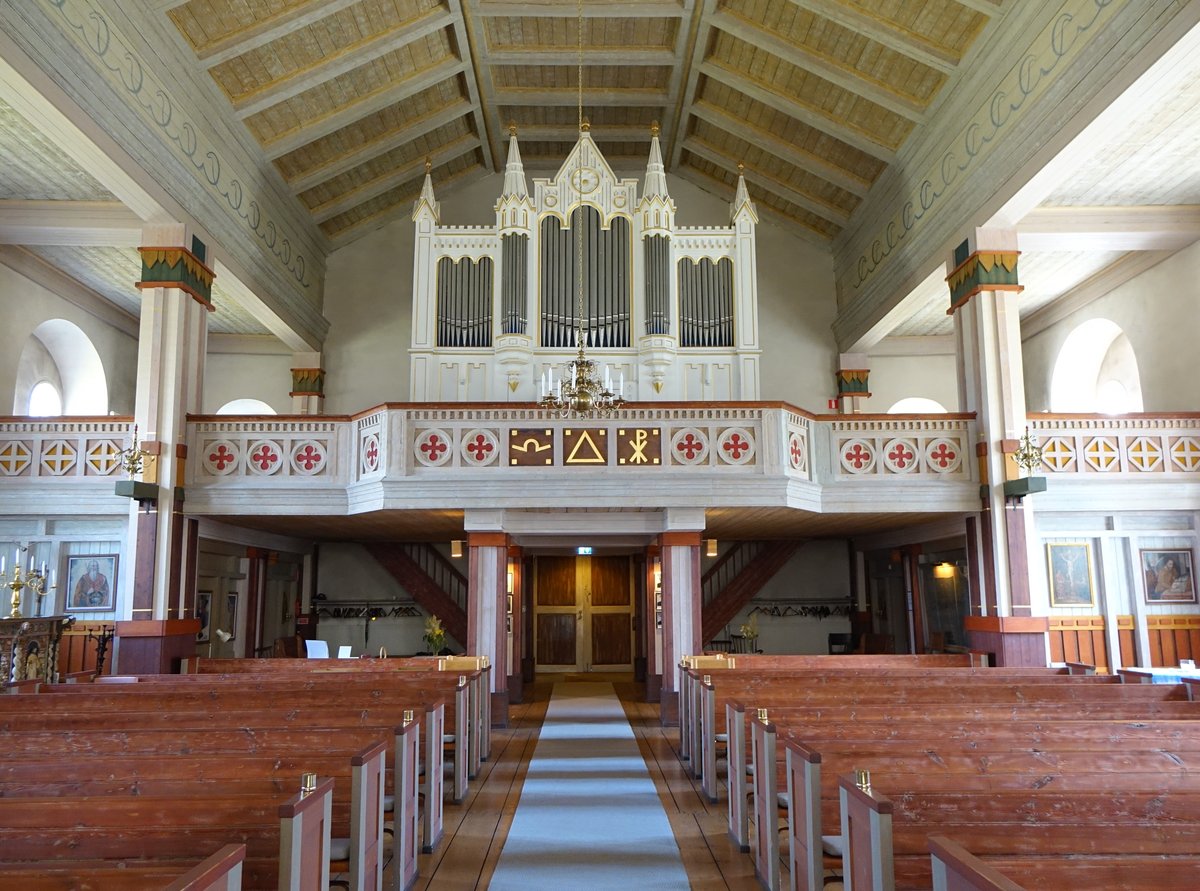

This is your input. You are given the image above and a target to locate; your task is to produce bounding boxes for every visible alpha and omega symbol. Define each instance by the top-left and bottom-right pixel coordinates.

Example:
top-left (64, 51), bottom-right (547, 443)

top-left (509, 429), bottom-right (554, 466)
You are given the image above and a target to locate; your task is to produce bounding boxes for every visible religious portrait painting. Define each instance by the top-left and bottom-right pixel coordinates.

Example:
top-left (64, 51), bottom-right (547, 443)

top-left (1141, 549), bottom-right (1197, 604)
top-left (1046, 542), bottom-right (1095, 608)
top-left (196, 591), bottom-right (213, 643)
top-left (65, 554), bottom-right (117, 612)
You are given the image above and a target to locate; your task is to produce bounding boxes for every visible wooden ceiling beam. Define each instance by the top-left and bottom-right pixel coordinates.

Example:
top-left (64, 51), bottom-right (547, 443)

top-left (311, 135), bottom-right (481, 223)
top-left (672, 166), bottom-right (832, 247)
top-left (453, 0), bottom-right (501, 172)
top-left (1016, 205), bottom-right (1200, 252)
top-left (196, 0), bottom-right (362, 70)
top-left (669, 0), bottom-right (717, 171)
top-left (682, 137), bottom-right (850, 227)
top-left (700, 61), bottom-right (897, 164)
top-left (657, 0), bottom-right (700, 172)
top-left (0, 200), bottom-right (143, 246)
top-left (689, 101), bottom-right (870, 198)
top-left (327, 164), bottom-right (488, 249)
top-left (708, 10), bottom-right (926, 124)
top-left (951, 0), bottom-right (1005, 14)
top-left (485, 48), bottom-right (676, 66)
top-left (507, 125), bottom-right (651, 143)
top-left (785, 0), bottom-right (958, 74)
top-left (288, 100), bottom-right (474, 195)
top-left (494, 88), bottom-right (667, 107)
top-left (233, 8), bottom-right (456, 120)
top-left (262, 57), bottom-right (467, 160)
top-left (475, 1), bottom-right (688, 17)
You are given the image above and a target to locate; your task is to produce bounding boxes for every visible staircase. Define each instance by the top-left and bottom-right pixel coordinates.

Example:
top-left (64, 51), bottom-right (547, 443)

top-left (701, 540), bottom-right (804, 644)
top-left (363, 543), bottom-right (468, 648)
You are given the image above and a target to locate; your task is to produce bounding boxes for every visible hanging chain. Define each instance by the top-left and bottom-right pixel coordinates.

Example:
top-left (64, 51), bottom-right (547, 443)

top-left (575, 0), bottom-right (585, 349)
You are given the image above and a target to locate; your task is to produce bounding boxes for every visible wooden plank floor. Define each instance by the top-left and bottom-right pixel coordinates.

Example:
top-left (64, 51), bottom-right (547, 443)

top-left (393, 673), bottom-right (773, 890)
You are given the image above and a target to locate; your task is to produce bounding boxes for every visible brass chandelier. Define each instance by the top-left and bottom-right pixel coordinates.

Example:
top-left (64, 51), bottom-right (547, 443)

top-left (538, 0), bottom-right (625, 419)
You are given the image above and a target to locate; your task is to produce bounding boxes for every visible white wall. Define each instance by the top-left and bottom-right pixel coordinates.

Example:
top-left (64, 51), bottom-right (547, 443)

top-left (860, 352), bottom-right (960, 413)
top-left (1023, 243), bottom-right (1200, 413)
top-left (203, 350), bottom-right (295, 414)
top-left (323, 172), bottom-right (838, 414)
top-left (0, 262), bottom-right (137, 414)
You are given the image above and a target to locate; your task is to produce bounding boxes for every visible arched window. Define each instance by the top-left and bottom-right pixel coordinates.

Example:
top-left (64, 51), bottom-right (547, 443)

top-left (887, 397), bottom-right (948, 414)
top-left (1050, 319), bottom-right (1143, 413)
top-left (14, 320), bottom-right (108, 415)
top-left (216, 399), bottom-right (276, 415)
top-left (28, 381), bottom-right (63, 416)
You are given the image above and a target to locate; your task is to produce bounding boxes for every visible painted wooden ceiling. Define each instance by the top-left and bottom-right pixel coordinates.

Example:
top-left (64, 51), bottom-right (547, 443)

top-left (165, 0), bottom-right (1003, 247)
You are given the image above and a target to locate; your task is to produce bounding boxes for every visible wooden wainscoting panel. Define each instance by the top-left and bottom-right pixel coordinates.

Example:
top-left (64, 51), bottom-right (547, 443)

top-left (1146, 615), bottom-right (1200, 667)
top-left (1048, 616), bottom-right (1108, 672)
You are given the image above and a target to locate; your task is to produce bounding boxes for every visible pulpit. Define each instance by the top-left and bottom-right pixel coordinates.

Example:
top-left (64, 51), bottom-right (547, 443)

top-left (1, 615), bottom-right (72, 684)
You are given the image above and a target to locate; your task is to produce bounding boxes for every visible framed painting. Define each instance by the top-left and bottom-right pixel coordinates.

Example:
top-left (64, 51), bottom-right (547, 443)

top-left (196, 591), bottom-right (213, 643)
top-left (225, 592), bottom-right (238, 641)
top-left (1141, 549), bottom-right (1197, 604)
top-left (1046, 542), bottom-right (1095, 607)
top-left (65, 554), bottom-right (117, 612)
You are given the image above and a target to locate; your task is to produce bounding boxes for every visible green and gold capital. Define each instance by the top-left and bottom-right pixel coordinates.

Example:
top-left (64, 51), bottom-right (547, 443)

top-left (136, 246), bottom-right (215, 309)
top-left (946, 251), bottom-right (1021, 314)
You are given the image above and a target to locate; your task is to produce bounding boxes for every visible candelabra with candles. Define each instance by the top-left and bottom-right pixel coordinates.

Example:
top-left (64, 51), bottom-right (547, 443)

top-left (2, 548), bottom-right (56, 619)
top-left (539, 349), bottom-right (625, 418)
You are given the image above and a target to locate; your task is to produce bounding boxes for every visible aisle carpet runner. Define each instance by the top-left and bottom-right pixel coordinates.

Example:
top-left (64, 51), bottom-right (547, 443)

top-left (488, 681), bottom-right (690, 889)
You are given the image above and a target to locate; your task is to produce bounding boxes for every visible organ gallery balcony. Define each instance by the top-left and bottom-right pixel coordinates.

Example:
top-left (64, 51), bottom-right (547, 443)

top-left (5, 409), bottom-right (1197, 520)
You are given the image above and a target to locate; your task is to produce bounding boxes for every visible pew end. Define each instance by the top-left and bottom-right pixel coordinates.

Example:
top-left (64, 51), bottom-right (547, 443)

top-left (166, 843), bottom-right (247, 891)
top-left (278, 776), bottom-right (335, 891)
top-left (928, 836), bottom-right (1026, 891)
top-left (837, 773), bottom-right (894, 891)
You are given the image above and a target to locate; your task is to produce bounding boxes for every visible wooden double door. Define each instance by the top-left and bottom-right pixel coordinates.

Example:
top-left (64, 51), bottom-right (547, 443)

top-left (534, 555), bottom-right (634, 672)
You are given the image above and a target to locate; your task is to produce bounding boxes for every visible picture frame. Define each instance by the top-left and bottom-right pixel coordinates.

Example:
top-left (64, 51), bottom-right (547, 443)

top-left (1140, 549), bottom-right (1197, 604)
top-left (225, 592), bottom-right (238, 641)
top-left (1046, 542), bottom-right (1095, 608)
top-left (196, 591), bottom-right (213, 643)
top-left (64, 554), bottom-right (118, 612)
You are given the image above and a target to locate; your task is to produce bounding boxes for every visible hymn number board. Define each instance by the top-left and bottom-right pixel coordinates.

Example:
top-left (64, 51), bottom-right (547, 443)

top-left (508, 428), bottom-right (662, 467)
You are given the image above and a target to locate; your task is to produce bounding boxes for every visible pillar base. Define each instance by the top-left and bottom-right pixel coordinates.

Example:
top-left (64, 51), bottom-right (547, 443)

top-left (491, 691), bottom-right (510, 728)
top-left (507, 672), bottom-right (523, 705)
top-left (115, 619), bottom-right (201, 674)
top-left (965, 616), bottom-right (1048, 667)
top-left (645, 671), bottom-right (661, 704)
top-left (659, 690), bottom-right (679, 727)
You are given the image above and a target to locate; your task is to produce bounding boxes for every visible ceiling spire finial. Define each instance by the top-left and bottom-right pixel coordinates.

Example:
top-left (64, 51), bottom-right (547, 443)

top-left (650, 120), bottom-right (660, 137)
top-left (508, 121), bottom-right (518, 137)
top-left (425, 156), bottom-right (432, 174)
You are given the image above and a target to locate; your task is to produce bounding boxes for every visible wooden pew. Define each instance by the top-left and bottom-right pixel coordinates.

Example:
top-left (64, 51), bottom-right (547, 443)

top-left (697, 670), bottom-right (1176, 810)
top-left (0, 778), bottom-right (336, 891)
top-left (684, 664), bottom-right (1106, 790)
top-left (838, 771), bottom-right (1200, 891)
top-left (928, 834), bottom-right (1200, 891)
top-left (1, 688), bottom-right (440, 861)
top-left (749, 701), bottom-right (1200, 891)
top-left (0, 843), bottom-right (246, 891)
top-left (19, 668), bottom-right (469, 812)
top-left (2, 723), bottom-right (414, 891)
top-left (677, 654), bottom-right (983, 765)
top-left (182, 655), bottom-right (493, 763)
top-left (129, 662), bottom-right (482, 789)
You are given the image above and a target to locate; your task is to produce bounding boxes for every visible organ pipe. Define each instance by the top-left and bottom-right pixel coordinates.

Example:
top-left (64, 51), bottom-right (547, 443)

top-left (436, 257), bottom-right (493, 348)
top-left (678, 257), bottom-right (733, 348)
top-left (539, 207), bottom-right (630, 350)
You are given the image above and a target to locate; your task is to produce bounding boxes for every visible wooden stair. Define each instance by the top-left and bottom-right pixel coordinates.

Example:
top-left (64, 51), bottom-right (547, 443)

top-left (363, 543), bottom-right (468, 648)
top-left (701, 540), bottom-right (804, 644)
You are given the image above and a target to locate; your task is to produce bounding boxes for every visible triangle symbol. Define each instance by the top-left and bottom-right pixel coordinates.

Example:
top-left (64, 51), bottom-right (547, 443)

top-left (566, 430), bottom-right (606, 464)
